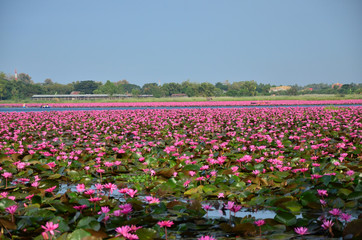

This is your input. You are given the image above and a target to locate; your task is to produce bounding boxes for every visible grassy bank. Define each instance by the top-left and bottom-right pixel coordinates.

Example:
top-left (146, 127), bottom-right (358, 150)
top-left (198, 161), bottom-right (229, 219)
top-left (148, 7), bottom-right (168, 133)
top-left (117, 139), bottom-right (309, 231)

top-left (1, 94), bottom-right (361, 104)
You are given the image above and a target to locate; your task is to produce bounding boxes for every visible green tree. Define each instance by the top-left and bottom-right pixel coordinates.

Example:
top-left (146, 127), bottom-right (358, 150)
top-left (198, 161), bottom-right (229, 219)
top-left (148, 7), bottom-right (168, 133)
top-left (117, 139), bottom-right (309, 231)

top-left (162, 82), bottom-right (182, 96)
top-left (198, 82), bottom-right (216, 97)
top-left (215, 82), bottom-right (228, 91)
top-left (181, 80), bottom-right (198, 97)
top-left (131, 88), bottom-right (141, 96)
top-left (18, 73), bottom-right (33, 84)
top-left (44, 78), bottom-right (54, 85)
top-left (94, 80), bottom-right (117, 95)
top-left (141, 83), bottom-right (164, 97)
top-left (226, 81), bottom-right (257, 96)
top-left (286, 85), bottom-right (299, 95)
top-left (73, 80), bottom-right (101, 94)
top-left (256, 83), bottom-right (271, 95)
top-left (122, 83), bottom-right (141, 94)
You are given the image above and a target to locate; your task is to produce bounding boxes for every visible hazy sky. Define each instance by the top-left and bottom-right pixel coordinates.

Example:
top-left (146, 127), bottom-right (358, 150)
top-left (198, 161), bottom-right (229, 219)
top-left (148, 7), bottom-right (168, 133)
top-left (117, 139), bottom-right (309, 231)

top-left (0, 0), bottom-right (361, 86)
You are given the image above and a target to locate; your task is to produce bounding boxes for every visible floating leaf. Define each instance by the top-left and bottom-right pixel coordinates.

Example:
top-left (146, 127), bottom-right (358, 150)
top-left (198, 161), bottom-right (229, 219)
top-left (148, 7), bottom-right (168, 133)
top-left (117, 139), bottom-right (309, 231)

top-left (274, 211), bottom-right (297, 226)
top-left (347, 191), bottom-right (362, 201)
top-left (50, 216), bottom-right (70, 232)
top-left (136, 228), bottom-right (157, 240)
top-left (300, 191), bottom-right (319, 207)
top-left (202, 184), bottom-right (217, 194)
top-left (22, 155), bottom-right (33, 161)
top-left (266, 233), bottom-right (294, 239)
top-left (67, 229), bottom-right (91, 240)
top-left (0, 198), bottom-right (16, 211)
top-left (77, 217), bottom-right (100, 231)
top-left (320, 175), bottom-right (332, 186)
top-left (184, 186), bottom-right (203, 196)
top-left (332, 197), bottom-right (345, 208)
top-left (338, 188), bottom-right (353, 198)
top-left (85, 229), bottom-right (108, 239)
top-left (232, 222), bottom-right (256, 237)
top-left (283, 201), bottom-right (302, 213)
top-left (48, 173), bottom-right (62, 179)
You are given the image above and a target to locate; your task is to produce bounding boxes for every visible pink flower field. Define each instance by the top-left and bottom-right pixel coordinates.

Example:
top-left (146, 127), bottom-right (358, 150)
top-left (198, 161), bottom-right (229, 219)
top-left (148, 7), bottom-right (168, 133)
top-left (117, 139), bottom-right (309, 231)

top-left (0, 106), bottom-right (361, 239)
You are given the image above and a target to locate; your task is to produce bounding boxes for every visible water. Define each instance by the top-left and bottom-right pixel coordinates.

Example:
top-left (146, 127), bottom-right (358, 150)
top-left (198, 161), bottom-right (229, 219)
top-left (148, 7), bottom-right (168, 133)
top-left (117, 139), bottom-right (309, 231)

top-left (0, 104), bottom-right (360, 112)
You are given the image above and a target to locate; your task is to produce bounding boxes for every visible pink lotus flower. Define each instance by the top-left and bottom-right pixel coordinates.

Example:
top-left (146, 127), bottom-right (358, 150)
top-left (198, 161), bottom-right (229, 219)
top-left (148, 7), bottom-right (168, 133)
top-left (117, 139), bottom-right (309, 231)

top-left (45, 186), bottom-right (57, 194)
top-left (183, 180), bottom-right (191, 187)
top-left (76, 183), bottom-right (85, 193)
top-left (294, 227), bottom-right (308, 235)
top-left (198, 236), bottom-right (217, 240)
top-left (126, 189), bottom-right (137, 198)
top-left (46, 162), bottom-right (56, 169)
top-left (158, 220), bottom-right (174, 228)
top-left (41, 221), bottom-right (59, 236)
top-left (115, 225), bottom-right (140, 239)
top-left (320, 199), bottom-right (327, 206)
top-left (317, 189), bottom-right (328, 197)
top-left (225, 201), bottom-right (234, 210)
top-left (321, 219), bottom-right (334, 229)
top-left (73, 204), bottom-right (87, 213)
top-left (254, 219), bottom-right (265, 227)
top-left (98, 206), bottom-right (110, 214)
top-left (5, 204), bottom-right (18, 215)
top-left (2, 172), bottom-right (13, 178)
top-left (329, 208), bottom-right (341, 216)
top-left (340, 213), bottom-right (352, 222)
top-left (202, 204), bottom-right (212, 211)
top-left (189, 171), bottom-right (196, 177)
top-left (89, 196), bottom-right (102, 202)
top-left (145, 196), bottom-right (160, 204)
top-left (119, 203), bottom-right (133, 215)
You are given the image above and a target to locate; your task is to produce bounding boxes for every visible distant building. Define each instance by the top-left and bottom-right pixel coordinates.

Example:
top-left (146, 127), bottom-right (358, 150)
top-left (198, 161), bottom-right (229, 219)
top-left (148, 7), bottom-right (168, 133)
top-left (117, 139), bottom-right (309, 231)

top-left (70, 91), bottom-right (81, 95)
top-left (137, 95), bottom-right (153, 98)
top-left (171, 93), bottom-right (188, 97)
top-left (32, 94), bottom-right (109, 100)
top-left (269, 86), bottom-right (291, 93)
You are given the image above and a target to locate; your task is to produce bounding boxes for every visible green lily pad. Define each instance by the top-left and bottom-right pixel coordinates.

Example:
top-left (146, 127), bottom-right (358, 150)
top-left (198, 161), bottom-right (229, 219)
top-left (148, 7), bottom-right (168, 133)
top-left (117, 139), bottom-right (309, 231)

top-left (67, 229), bottom-right (91, 240)
top-left (50, 216), bottom-right (70, 232)
top-left (136, 228), bottom-right (157, 240)
top-left (283, 201), bottom-right (302, 213)
top-left (0, 198), bottom-right (16, 211)
top-left (184, 185), bottom-right (203, 196)
top-left (77, 216), bottom-right (100, 231)
top-left (274, 211), bottom-right (297, 226)
top-left (48, 173), bottom-right (62, 179)
top-left (347, 191), bottom-right (362, 201)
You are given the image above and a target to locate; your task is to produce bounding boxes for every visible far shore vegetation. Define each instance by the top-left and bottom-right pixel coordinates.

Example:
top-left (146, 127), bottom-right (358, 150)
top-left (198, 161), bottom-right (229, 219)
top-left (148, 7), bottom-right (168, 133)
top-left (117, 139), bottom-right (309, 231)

top-left (0, 71), bottom-right (361, 103)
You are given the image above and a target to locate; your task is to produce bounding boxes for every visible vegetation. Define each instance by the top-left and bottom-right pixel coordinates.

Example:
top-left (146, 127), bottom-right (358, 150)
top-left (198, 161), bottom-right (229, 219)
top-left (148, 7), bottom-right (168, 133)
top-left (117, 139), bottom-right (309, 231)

top-left (0, 71), bottom-right (361, 101)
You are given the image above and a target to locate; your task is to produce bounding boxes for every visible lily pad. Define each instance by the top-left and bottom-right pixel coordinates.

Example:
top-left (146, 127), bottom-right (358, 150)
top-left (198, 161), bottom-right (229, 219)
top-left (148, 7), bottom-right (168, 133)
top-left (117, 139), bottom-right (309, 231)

top-left (67, 229), bottom-right (92, 240)
top-left (274, 211), bottom-right (297, 226)
top-left (136, 228), bottom-right (158, 240)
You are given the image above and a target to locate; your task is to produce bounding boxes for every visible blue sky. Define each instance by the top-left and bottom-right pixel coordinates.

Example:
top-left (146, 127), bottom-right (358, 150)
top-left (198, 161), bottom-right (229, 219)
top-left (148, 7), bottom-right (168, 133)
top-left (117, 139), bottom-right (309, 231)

top-left (0, 0), bottom-right (361, 86)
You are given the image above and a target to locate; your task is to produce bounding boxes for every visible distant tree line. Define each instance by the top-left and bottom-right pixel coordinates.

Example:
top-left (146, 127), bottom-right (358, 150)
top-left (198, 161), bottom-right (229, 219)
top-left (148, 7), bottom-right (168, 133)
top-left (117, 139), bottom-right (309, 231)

top-left (0, 71), bottom-right (361, 100)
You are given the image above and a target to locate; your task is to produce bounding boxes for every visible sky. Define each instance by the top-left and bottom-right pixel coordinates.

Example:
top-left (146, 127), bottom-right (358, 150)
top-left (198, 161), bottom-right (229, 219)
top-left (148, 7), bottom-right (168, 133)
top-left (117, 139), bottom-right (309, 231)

top-left (0, 0), bottom-right (361, 86)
